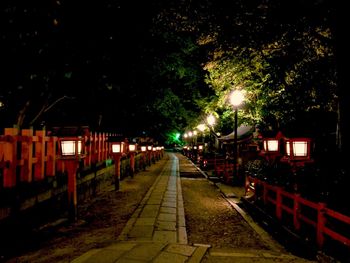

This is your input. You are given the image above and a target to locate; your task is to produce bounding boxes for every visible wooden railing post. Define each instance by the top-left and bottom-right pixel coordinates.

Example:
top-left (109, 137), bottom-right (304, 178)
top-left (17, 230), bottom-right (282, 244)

top-left (21, 128), bottom-right (33, 182)
top-left (293, 193), bottom-right (301, 230)
top-left (317, 202), bottom-right (327, 249)
top-left (263, 181), bottom-right (268, 205)
top-left (276, 187), bottom-right (282, 220)
top-left (46, 136), bottom-right (57, 177)
top-left (34, 129), bottom-right (45, 181)
top-left (3, 127), bottom-right (19, 187)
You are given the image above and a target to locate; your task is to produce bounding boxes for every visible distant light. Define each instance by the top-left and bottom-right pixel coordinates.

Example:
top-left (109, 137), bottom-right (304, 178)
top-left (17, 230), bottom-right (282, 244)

top-left (207, 114), bottom-right (215, 126)
top-left (0, 101), bottom-right (4, 108)
top-left (197, 124), bottom-right (206, 132)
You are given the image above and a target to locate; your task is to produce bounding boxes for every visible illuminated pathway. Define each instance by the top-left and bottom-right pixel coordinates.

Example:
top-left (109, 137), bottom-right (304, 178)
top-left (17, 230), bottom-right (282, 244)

top-left (72, 153), bottom-right (209, 263)
top-left (72, 153), bottom-right (314, 263)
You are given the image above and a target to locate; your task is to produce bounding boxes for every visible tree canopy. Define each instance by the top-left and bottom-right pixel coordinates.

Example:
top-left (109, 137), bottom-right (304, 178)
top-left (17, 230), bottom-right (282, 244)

top-left (0, 0), bottom-right (339, 146)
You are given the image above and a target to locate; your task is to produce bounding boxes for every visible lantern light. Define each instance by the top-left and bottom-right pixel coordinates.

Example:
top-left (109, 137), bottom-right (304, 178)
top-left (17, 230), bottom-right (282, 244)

top-left (285, 139), bottom-right (311, 159)
top-left (198, 145), bottom-right (203, 150)
top-left (129, 143), bottom-right (136, 152)
top-left (147, 145), bottom-right (153, 151)
top-left (59, 137), bottom-right (84, 158)
top-left (141, 146), bottom-right (147, 152)
top-left (263, 139), bottom-right (279, 152)
top-left (111, 142), bottom-right (125, 154)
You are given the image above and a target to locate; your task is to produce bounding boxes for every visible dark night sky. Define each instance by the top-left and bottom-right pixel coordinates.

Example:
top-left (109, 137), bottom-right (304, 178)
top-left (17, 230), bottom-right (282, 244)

top-left (0, 1), bottom-right (163, 136)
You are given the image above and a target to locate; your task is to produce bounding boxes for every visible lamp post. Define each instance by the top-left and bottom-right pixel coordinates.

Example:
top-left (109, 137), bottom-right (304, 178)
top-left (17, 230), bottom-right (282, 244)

top-left (141, 145), bottom-right (147, 170)
top-left (110, 140), bottom-right (125, 191)
top-left (229, 90), bottom-right (245, 185)
top-left (128, 143), bottom-right (137, 178)
top-left (58, 136), bottom-right (85, 222)
top-left (206, 115), bottom-right (216, 151)
top-left (147, 145), bottom-right (153, 166)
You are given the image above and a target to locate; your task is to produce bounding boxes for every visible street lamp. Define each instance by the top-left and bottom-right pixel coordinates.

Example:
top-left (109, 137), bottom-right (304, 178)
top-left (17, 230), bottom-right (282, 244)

top-left (140, 145), bottom-right (147, 170)
top-left (147, 144), bottom-right (153, 166)
top-left (110, 139), bottom-right (126, 191)
top-left (58, 136), bottom-right (85, 222)
top-left (128, 143), bottom-right (137, 178)
top-left (229, 90), bottom-right (245, 184)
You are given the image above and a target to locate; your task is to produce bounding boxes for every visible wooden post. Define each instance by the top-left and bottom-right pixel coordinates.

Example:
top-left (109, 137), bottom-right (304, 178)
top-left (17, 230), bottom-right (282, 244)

top-left (276, 188), bottom-right (282, 220)
top-left (34, 129), bottom-right (45, 181)
top-left (3, 127), bottom-right (19, 187)
top-left (97, 132), bottom-right (102, 162)
top-left (113, 154), bottom-right (121, 191)
top-left (293, 194), bottom-right (301, 231)
top-left (21, 129), bottom-right (33, 182)
top-left (46, 136), bottom-right (57, 177)
top-left (317, 203), bottom-right (327, 249)
top-left (65, 159), bottom-right (78, 221)
top-left (263, 181), bottom-right (268, 205)
top-left (129, 152), bottom-right (135, 178)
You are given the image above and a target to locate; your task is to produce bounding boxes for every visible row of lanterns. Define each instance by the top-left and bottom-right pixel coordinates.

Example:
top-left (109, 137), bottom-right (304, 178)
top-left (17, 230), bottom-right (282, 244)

top-left (57, 135), bottom-right (164, 222)
top-left (261, 132), bottom-right (312, 166)
top-left (59, 137), bottom-right (164, 157)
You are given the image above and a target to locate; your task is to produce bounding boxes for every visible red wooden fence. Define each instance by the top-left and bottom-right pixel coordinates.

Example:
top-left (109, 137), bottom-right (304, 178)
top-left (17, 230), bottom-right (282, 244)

top-left (0, 127), bottom-right (115, 188)
top-left (245, 175), bottom-right (350, 249)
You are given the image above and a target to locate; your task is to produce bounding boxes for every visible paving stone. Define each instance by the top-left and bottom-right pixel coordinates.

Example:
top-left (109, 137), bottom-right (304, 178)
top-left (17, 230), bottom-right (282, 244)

top-left (166, 244), bottom-right (196, 256)
top-left (187, 246), bottom-right (210, 263)
top-left (163, 197), bottom-right (177, 203)
top-left (177, 226), bottom-right (187, 244)
top-left (71, 249), bottom-right (101, 263)
top-left (139, 205), bottom-right (160, 217)
top-left (82, 249), bottom-right (126, 263)
top-left (147, 199), bottom-right (162, 205)
top-left (160, 207), bottom-right (176, 214)
top-left (128, 225), bottom-right (154, 239)
top-left (177, 206), bottom-right (185, 216)
top-left (135, 218), bottom-right (156, 226)
top-left (123, 243), bottom-right (167, 261)
top-left (153, 231), bottom-right (177, 243)
top-left (153, 251), bottom-right (188, 263)
top-left (162, 201), bottom-right (177, 208)
top-left (156, 221), bottom-right (176, 231)
top-left (177, 216), bottom-right (186, 227)
top-left (106, 242), bottom-right (138, 251)
top-left (158, 213), bottom-right (176, 222)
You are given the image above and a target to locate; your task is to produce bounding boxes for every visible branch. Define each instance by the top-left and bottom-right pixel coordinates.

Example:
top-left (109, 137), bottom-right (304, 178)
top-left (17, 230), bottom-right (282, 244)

top-left (29, 95), bottom-right (75, 125)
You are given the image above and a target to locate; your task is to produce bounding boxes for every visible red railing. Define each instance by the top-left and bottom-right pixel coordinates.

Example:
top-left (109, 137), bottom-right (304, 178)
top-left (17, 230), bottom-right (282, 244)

top-left (245, 175), bottom-right (350, 249)
top-left (0, 127), bottom-right (114, 188)
top-left (202, 157), bottom-right (239, 183)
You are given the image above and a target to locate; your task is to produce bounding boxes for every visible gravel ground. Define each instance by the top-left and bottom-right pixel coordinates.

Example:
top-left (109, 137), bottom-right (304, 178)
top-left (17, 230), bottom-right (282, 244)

top-left (181, 177), bottom-right (270, 250)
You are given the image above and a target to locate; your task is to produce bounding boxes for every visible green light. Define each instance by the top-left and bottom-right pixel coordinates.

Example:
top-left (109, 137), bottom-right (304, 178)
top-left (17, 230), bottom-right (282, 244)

top-left (175, 133), bottom-right (180, 140)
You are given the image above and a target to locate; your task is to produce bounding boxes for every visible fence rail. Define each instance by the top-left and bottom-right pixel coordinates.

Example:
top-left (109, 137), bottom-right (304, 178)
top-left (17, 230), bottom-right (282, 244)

top-left (0, 127), bottom-right (115, 188)
top-left (245, 175), bottom-right (350, 249)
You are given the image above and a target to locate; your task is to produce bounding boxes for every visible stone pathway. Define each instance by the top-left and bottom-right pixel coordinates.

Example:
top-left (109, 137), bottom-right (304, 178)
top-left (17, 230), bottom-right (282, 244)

top-left (71, 153), bottom-right (209, 263)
